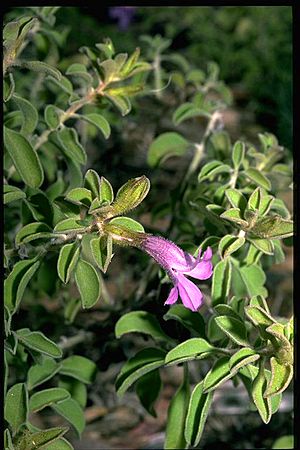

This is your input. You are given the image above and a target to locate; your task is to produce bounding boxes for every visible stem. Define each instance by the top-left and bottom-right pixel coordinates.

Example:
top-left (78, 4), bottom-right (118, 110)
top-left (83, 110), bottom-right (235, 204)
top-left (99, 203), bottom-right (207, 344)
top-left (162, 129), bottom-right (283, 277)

top-left (229, 168), bottom-right (238, 189)
top-left (58, 331), bottom-right (93, 351)
top-left (153, 53), bottom-right (162, 99)
top-left (34, 82), bottom-right (107, 151)
top-left (167, 110), bottom-right (223, 236)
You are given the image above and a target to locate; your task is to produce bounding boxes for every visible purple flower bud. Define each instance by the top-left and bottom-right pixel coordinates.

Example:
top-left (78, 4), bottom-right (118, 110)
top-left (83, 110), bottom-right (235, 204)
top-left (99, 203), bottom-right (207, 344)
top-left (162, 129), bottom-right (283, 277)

top-left (141, 236), bottom-right (213, 312)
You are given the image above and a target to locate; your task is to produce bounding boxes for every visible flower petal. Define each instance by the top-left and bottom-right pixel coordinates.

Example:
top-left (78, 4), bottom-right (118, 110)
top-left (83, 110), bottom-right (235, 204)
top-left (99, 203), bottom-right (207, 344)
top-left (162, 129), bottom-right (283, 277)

top-left (164, 285), bottom-right (179, 305)
top-left (185, 260), bottom-right (213, 280)
top-left (185, 247), bottom-right (213, 280)
top-left (177, 274), bottom-right (203, 312)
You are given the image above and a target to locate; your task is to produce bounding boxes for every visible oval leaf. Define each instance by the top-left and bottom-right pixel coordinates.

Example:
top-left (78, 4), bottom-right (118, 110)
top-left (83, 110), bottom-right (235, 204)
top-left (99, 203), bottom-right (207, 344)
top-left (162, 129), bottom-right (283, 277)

top-left (214, 315), bottom-right (249, 346)
top-left (211, 258), bottom-right (232, 306)
top-left (80, 113), bottom-right (111, 139)
top-left (75, 259), bottom-right (101, 308)
top-left (116, 311), bottom-right (173, 343)
top-left (4, 258), bottom-right (40, 314)
top-left (4, 126), bottom-right (44, 188)
top-left (116, 348), bottom-right (166, 396)
top-left (57, 242), bottom-right (80, 284)
top-left (15, 329), bottom-right (62, 358)
top-left (184, 381), bottom-right (213, 447)
top-left (264, 357), bottom-right (293, 397)
top-left (4, 383), bottom-right (28, 434)
top-left (28, 358), bottom-right (60, 390)
top-left (51, 398), bottom-right (85, 438)
top-left (59, 355), bottom-right (97, 384)
top-left (29, 388), bottom-right (70, 412)
top-left (148, 132), bottom-right (189, 168)
top-left (165, 369), bottom-right (190, 450)
top-left (165, 338), bottom-right (215, 366)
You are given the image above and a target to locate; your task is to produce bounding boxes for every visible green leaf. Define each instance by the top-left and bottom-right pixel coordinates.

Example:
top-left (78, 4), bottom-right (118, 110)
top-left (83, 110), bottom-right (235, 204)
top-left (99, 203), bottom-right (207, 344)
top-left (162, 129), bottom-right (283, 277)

top-left (66, 63), bottom-right (93, 84)
top-left (215, 316), bottom-right (249, 346)
top-left (165, 369), bottom-right (190, 450)
top-left (203, 356), bottom-right (234, 393)
top-left (148, 132), bottom-right (189, 168)
top-left (4, 383), bottom-right (28, 434)
top-left (53, 218), bottom-right (87, 233)
top-left (52, 398), bottom-right (85, 438)
top-left (12, 93), bottom-right (38, 136)
top-left (184, 381), bottom-right (213, 447)
top-left (44, 105), bottom-right (62, 129)
top-left (105, 93), bottom-right (131, 116)
top-left (28, 358), bottom-right (60, 390)
top-left (4, 73), bottom-right (15, 102)
top-left (15, 222), bottom-right (52, 246)
top-left (57, 127), bottom-right (87, 165)
top-left (116, 348), bottom-right (166, 396)
top-left (229, 348), bottom-right (260, 374)
top-left (248, 237), bottom-right (274, 255)
top-left (15, 329), bottom-right (62, 358)
top-left (211, 258), bottom-right (232, 306)
top-left (90, 235), bottom-right (113, 273)
top-left (218, 235), bottom-right (245, 258)
top-left (265, 323), bottom-right (292, 352)
top-left (25, 190), bottom-right (54, 226)
top-left (58, 377), bottom-right (87, 409)
top-left (84, 169), bottom-right (101, 199)
top-left (247, 187), bottom-right (261, 210)
top-left (79, 113), bottom-right (111, 139)
top-left (172, 102), bottom-right (210, 126)
top-left (220, 208), bottom-right (248, 227)
top-left (18, 428), bottom-right (69, 450)
top-left (272, 435), bottom-right (294, 449)
top-left (244, 168), bottom-right (271, 190)
top-left (251, 216), bottom-right (293, 240)
top-left (136, 370), bottom-right (162, 417)
top-left (270, 198), bottom-right (291, 219)
top-left (4, 184), bottom-right (26, 204)
top-left (252, 362), bottom-right (272, 424)
top-left (4, 258), bottom-right (40, 314)
top-left (232, 141), bottom-right (245, 169)
top-left (75, 259), bottom-right (101, 308)
top-left (214, 303), bottom-right (242, 320)
top-left (100, 176), bottom-right (114, 202)
top-left (225, 189), bottom-right (247, 211)
top-left (57, 242), bottom-right (80, 284)
top-left (264, 357), bottom-right (293, 397)
top-left (17, 60), bottom-right (62, 80)
top-left (65, 187), bottom-right (92, 207)
top-left (116, 311), bottom-right (173, 343)
top-left (4, 126), bottom-right (44, 188)
top-left (258, 194), bottom-right (274, 216)
top-left (165, 338), bottom-right (215, 366)
top-left (4, 428), bottom-right (14, 450)
top-left (231, 262), bottom-right (267, 298)
top-left (249, 295), bottom-right (270, 313)
top-left (109, 217), bottom-right (144, 232)
top-left (245, 306), bottom-right (275, 338)
top-left (163, 304), bottom-right (206, 337)
top-left (29, 388), bottom-right (70, 412)
top-left (198, 160), bottom-right (231, 181)
top-left (59, 355), bottom-right (97, 384)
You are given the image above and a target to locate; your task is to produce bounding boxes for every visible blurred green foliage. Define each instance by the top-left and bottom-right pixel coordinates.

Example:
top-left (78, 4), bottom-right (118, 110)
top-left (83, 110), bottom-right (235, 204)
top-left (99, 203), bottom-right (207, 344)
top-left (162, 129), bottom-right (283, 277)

top-left (61, 6), bottom-right (293, 149)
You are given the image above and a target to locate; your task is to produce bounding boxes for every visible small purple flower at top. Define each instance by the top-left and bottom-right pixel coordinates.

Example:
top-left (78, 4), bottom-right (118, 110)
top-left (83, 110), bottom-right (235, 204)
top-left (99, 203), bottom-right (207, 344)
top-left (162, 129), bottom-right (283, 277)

top-left (108, 7), bottom-right (136, 31)
top-left (141, 236), bottom-right (213, 312)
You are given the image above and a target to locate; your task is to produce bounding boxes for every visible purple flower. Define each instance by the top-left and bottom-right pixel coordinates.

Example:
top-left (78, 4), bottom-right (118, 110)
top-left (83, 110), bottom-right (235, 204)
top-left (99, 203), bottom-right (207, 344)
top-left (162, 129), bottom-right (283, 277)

top-left (108, 7), bottom-right (136, 31)
top-left (141, 236), bottom-right (213, 312)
